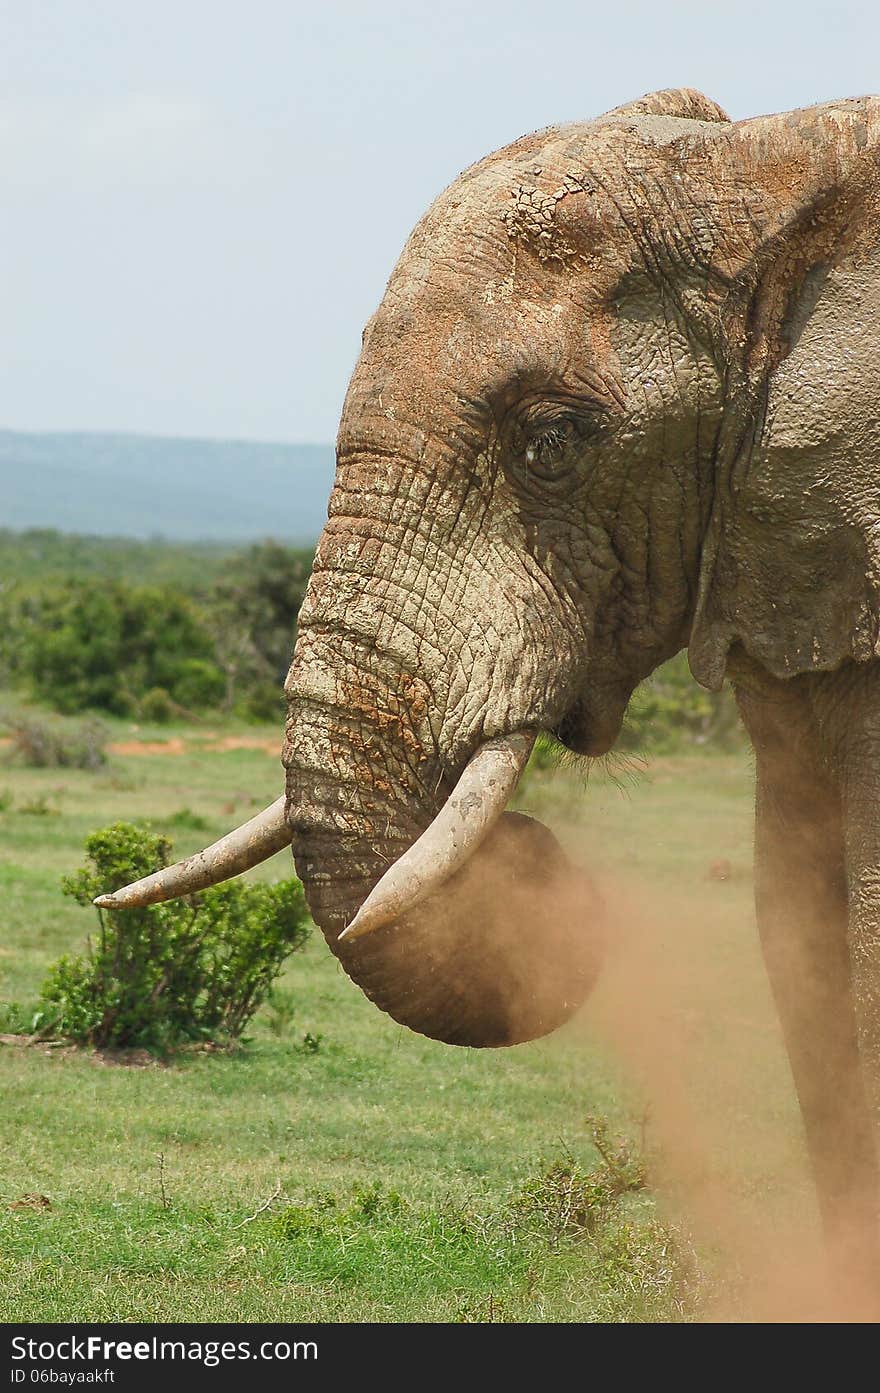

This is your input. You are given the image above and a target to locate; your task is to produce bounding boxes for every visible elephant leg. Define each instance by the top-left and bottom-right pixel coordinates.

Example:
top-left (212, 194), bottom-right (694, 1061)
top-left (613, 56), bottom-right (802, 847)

top-left (737, 683), bottom-right (880, 1300)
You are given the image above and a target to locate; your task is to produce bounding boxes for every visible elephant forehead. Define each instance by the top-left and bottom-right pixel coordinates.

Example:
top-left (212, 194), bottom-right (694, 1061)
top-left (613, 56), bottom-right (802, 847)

top-left (351, 213), bottom-right (612, 412)
top-left (341, 125), bottom-right (672, 435)
top-left (378, 133), bottom-right (626, 306)
top-left (424, 120), bottom-right (629, 245)
top-left (364, 281), bottom-right (589, 381)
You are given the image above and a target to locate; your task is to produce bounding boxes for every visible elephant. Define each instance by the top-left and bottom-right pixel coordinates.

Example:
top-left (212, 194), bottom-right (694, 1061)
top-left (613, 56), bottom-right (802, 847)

top-left (100, 87), bottom-right (880, 1296)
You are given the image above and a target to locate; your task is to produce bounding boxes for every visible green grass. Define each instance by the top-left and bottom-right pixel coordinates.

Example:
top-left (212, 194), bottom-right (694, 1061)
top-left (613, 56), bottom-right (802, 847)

top-left (0, 714), bottom-right (816, 1321)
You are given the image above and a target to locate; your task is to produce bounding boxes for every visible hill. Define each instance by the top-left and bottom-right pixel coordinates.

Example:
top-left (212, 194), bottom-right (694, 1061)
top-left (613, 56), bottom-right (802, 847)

top-left (0, 429), bottom-right (335, 542)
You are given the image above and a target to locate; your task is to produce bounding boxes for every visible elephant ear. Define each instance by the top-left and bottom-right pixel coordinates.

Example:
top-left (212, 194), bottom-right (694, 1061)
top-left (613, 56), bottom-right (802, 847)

top-left (605, 88), bottom-right (730, 124)
top-left (688, 97), bottom-right (880, 689)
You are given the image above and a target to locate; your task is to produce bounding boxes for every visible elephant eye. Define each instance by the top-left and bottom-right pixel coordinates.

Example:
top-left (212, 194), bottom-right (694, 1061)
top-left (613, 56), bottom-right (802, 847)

top-left (522, 419), bottom-right (576, 478)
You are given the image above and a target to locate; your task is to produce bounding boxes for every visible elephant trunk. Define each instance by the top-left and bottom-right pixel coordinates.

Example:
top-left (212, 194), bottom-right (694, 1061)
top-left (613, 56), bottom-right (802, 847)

top-left (284, 670), bottom-right (604, 1046)
top-left (339, 731), bottom-right (538, 942)
top-left (315, 809), bottom-right (603, 1047)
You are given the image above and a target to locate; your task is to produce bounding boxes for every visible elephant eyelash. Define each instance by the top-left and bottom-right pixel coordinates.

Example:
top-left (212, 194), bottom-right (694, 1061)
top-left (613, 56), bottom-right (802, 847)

top-left (501, 400), bottom-right (605, 486)
top-left (521, 418), bottom-right (581, 477)
top-left (524, 425), bottom-right (568, 464)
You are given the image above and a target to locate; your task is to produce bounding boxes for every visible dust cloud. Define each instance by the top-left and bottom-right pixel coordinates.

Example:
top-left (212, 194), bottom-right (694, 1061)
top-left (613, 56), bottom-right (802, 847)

top-left (438, 774), bottom-right (879, 1320)
top-left (549, 859), bottom-right (880, 1322)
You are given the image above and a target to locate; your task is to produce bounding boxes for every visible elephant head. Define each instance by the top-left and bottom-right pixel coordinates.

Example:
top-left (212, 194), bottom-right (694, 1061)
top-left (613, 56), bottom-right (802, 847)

top-left (99, 88), bottom-right (880, 1047)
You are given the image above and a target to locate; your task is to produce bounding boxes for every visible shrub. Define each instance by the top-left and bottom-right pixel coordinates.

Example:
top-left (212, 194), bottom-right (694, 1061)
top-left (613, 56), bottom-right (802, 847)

top-left (514, 1115), bottom-right (646, 1243)
top-left (40, 822), bottom-right (311, 1054)
top-left (15, 579), bottom-right (224, 716)
top-left (263, 985), bottom-right (297, 1038)
top-left (139, 687), bottom-right (176, 723)
top-left (207, 542), bottom-right (310, 710)
top-left (620, 652), bottom-right (742, 753)
top-left (172, 658), bottom-right (226, 710)
top-left (18, 794), bottom-right (60, 817)
top-left (165, 807), bottom-right (211, 832)
top-left (242, 680), bottom-right (286, 722)
top-left (4, 714), bottom-right (108, 770)
top-left (0, 1000), bottom-right (42, 1034)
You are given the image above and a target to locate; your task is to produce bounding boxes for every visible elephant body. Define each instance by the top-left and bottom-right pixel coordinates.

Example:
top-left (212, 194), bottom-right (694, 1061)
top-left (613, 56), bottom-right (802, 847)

top-left (106, 88), bottom-right (880, 1299)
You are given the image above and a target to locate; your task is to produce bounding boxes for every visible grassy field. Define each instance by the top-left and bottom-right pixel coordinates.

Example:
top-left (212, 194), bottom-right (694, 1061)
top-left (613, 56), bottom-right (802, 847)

top-left (0, 712), bottom-right (820, 1321)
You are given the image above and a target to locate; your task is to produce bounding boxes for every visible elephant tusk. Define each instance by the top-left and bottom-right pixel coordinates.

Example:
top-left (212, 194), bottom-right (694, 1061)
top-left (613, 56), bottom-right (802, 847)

top-left (92, 797), bottom-right (292, 909)
top-left (338, 729), bottom-right (537, 943)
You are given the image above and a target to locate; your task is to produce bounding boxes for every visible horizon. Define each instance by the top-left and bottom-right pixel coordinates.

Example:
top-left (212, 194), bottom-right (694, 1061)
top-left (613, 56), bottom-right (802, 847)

top-left (0, 422), bottom-right (334, 449)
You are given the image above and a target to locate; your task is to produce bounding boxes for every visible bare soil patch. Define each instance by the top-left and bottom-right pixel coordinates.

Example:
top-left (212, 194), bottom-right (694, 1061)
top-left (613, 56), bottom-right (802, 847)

top-left (107, 735), bottom-right (279, 757)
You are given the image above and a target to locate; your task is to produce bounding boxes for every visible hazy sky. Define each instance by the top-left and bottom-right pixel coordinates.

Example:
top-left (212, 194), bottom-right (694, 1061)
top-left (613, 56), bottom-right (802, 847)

top-left (3, 1), bottom-right (877, 443)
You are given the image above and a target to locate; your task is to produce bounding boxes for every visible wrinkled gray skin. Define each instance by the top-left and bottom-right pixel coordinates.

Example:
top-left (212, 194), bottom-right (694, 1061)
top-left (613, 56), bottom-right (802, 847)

top-left (281, 86), bottom-right (880, 1296)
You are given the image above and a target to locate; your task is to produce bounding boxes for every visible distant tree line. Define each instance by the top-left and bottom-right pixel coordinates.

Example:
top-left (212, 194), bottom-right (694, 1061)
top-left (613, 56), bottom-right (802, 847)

top-left (0, 537), bottom-right (312, 722)
top-left (0, 527), bottom-right (238, 588)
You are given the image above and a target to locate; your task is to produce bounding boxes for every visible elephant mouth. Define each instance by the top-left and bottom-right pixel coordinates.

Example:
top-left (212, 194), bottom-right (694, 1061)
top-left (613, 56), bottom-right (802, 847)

top-left (555, 697), bottom-right (624, 758)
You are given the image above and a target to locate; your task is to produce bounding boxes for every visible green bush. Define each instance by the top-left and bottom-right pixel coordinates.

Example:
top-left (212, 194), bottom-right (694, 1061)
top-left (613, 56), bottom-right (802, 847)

top-left (172, 658), bottom-right (226, 710)
top-left (207, 541), bottom-right (310, 711)
top-left (620, 652), bottom-right (742, 753)
top-left (139, 687), bottom-right (176, 723)
top-left (13, 580), bottom-right (225, 717)
top-left (40, 823), bottom-right (311, 1054)
top-left (0, 544), bottom-right (313, 722)
top-left (242, 680), bottom-right (286, 722)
